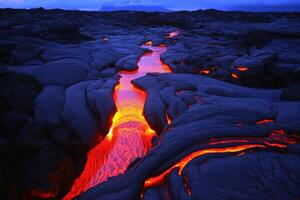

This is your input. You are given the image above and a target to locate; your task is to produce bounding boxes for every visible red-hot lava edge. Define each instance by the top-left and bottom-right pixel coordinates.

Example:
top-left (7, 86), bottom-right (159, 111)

top-left (63, 40), bottom-right (172, 200)
top-left (143, 126), bottom-right (299, 196)
top-left (64, 31), bottom-right (299, 199)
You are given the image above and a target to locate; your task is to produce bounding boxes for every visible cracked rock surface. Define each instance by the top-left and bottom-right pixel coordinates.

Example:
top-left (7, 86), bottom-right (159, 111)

top-left (0, 8), bottom-right (300, 200)
top-left (79, 73), bottom-right (300, 200)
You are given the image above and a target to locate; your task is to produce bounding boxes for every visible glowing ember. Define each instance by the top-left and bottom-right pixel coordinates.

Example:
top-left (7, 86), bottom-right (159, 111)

top-left (144, 144), bottom-right (266, 188)
top-left (273, 130), bottom-right (285, 135)
top-left (256, 119), bottom-right (274, 124)
top-left (200, 69), bottom-right (210, 74)
top-left (31, 190), bottom-right (56, 199)
top-left (166, 114), bottom-right (171, 125)
top-left (64, 45), bottom-right (170, 200)
top-left (166, 31), bottom-right (180, 38)
top-left (144, 41), bottom-right (153, 46)
top-left (237, 66), bottom-right (249, 71)
top-left (231, 73), bottom-right (239, 79)
top-left (183, 176), bottom-right (192, 196)
top-left (144, 130), bottom-right (298, 189)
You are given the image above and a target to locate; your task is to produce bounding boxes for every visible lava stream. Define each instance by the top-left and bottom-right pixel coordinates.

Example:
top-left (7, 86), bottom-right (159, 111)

top-left (144, 130), bottom-right (298, 189)
top-left (64, 44), bottom-right (170, 200)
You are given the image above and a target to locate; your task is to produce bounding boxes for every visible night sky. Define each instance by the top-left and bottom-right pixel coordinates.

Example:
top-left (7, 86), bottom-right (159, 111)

top-left (0, 0), bottom-right (300, 11)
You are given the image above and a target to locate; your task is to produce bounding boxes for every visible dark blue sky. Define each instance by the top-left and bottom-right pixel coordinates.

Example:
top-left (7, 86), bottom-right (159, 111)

top-left (0, 0), bottom-right (299, 11)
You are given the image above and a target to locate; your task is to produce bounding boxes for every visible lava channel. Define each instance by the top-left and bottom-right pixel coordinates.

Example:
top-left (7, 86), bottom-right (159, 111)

top-left (143, 129), bottom-right (299, 190)
top-left (64, 44), bottom-right (171, 200)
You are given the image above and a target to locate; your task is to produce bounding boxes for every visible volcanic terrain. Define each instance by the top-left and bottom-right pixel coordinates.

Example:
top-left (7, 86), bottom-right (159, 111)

top-left (0, 8), bottom-right (300, 200)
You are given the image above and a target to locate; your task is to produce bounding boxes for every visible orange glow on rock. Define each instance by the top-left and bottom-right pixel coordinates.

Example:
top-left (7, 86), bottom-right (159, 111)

top-left (208, 139), bottom-right (250, 145)
top-left (144, 130), bottom-right (298, 189)
top-left (145, 41), bottom-right (153, 46)
top-left (144, 144), bottom-right (266, 188)
top-left (231, 73), bottom-right (239, 79)
top-left (64, 45), bottom-right (170, 200)
top-left (256, 119), bottom-right (274, 124)
top-left (30, 189), bottom-right (56, 199)
top-left (263, 141), bottom-right (287, 148)
top-left (166, 114), bottom-right (171, 125)
top-left (183, 176), bottom-right (192, 196)
top-left (236, 152), bottom-right (247, 157)
top-left (272, 129), bottom-right (285, 135)
top-left (237, 66), bottom-right (249, 71)
top-left (200, 69), bottom-right (210, 74)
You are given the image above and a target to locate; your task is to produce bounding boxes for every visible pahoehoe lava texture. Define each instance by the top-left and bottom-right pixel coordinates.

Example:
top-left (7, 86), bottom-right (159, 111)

top-left (0, 8), bottom-right (300, 200)
top-left (78, 74), bottom-right (300, 200)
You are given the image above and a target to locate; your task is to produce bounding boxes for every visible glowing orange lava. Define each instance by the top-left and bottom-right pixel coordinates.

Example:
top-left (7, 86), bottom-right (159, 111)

top-left (166, 114), bottom-right (171, 125)
top-left (144, 130), bottom-right (298, 189)
top-left (144, 144), bottom-right (266, 188)
top-left (144, 41), bottom-right (153, 46)
top-left (30, 190), bottom-right (56, 199)
top-left (237, 66), bottom-right (249, 71)
top-left (256, 119), bottom-right (274, 124)
top-left (64, 45), bottom-right (170, 200)
top-left (200, 69), bottom-right (210, 74)
top-left (231, 73), bottom-right (239, 79)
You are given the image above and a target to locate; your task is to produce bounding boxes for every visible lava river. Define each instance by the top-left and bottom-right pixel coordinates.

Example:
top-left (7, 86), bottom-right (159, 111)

top-left (64, 44), bottom-right (170, 200)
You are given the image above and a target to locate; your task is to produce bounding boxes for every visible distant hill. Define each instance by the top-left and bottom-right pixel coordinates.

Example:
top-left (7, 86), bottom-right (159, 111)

top-left (229, 5), bottom-right (300, 12)
top-left (100, 5), bottom-right (171, 12)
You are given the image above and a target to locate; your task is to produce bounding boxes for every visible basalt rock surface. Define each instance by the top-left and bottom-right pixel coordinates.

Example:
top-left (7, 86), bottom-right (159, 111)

top-left (161, 19), bottom-right (300, 89)
top-left (79, 73), bottom-right (300, 200)
top-left (0, 8), bottom-right (179, 199)
top-left (0, 8), bottom-right (300, 200)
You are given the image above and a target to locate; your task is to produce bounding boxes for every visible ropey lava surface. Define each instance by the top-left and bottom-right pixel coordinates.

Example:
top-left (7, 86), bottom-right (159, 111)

top-left (2, 9), bottom-right (300, 200)
top-left (64, 44), bottom-right (170, 200)
top-left (143, 129), bottom-right (299, 189)
top-left (76, 70), bottom-right (300, 200)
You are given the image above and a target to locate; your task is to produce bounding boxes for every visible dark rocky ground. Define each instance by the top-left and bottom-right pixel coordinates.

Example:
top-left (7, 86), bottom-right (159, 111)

top-left (0, 8), bottom-right (300, 200)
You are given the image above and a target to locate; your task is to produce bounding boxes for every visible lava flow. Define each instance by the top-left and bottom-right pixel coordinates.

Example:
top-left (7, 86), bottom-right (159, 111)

top-left (144, 129), bottom-right (299, 189)
top-left (237, 66), bottom-right (249, 71)
top-left (64, 44), bottom-right (170, 200)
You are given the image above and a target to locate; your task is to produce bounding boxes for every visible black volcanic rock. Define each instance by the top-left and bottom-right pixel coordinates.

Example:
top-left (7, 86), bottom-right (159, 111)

top-left (47, 25), bottom-right (94, 43)
top-left (0, 7), bottom-right (300, 200)
top-left (78, 73), bottom-right (300, 200)
top-left (0, 41), bottom-right (15, 66)
top-left (159, 16), bottom-right (300, 88)
top-left (281, 82), bottom-right (300, 101)
top-left (86, 79), bottom-right (117, 137)
top-left (160, 87), bottom-right (187, 120)
top-left (34, 85), bottom-right (65, 125)
top-left (0, 72), bottom-right (84, 199)
top-left (10, 44), bottom-right (44, 66)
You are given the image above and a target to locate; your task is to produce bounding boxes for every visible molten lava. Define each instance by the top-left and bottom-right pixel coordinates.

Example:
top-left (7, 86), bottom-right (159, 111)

top-left (144, 130), bottom-right (298, 189)
top-left (200, 69), bottom-right (210, 74)
top-left (256, 119), bottom-right (274, 124)
top-left (64, 45), bottom-right (170, 200)
top-left (144, 41), bottom-right (153, 46)
top-left (144, 144), bottom-right (266, 188)
top-left (237, 66), bottom-right (249, 71)
top-left (231, 73), bottom-right (239, 79)
top-left (30, 190), bottom-right (56, 199)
